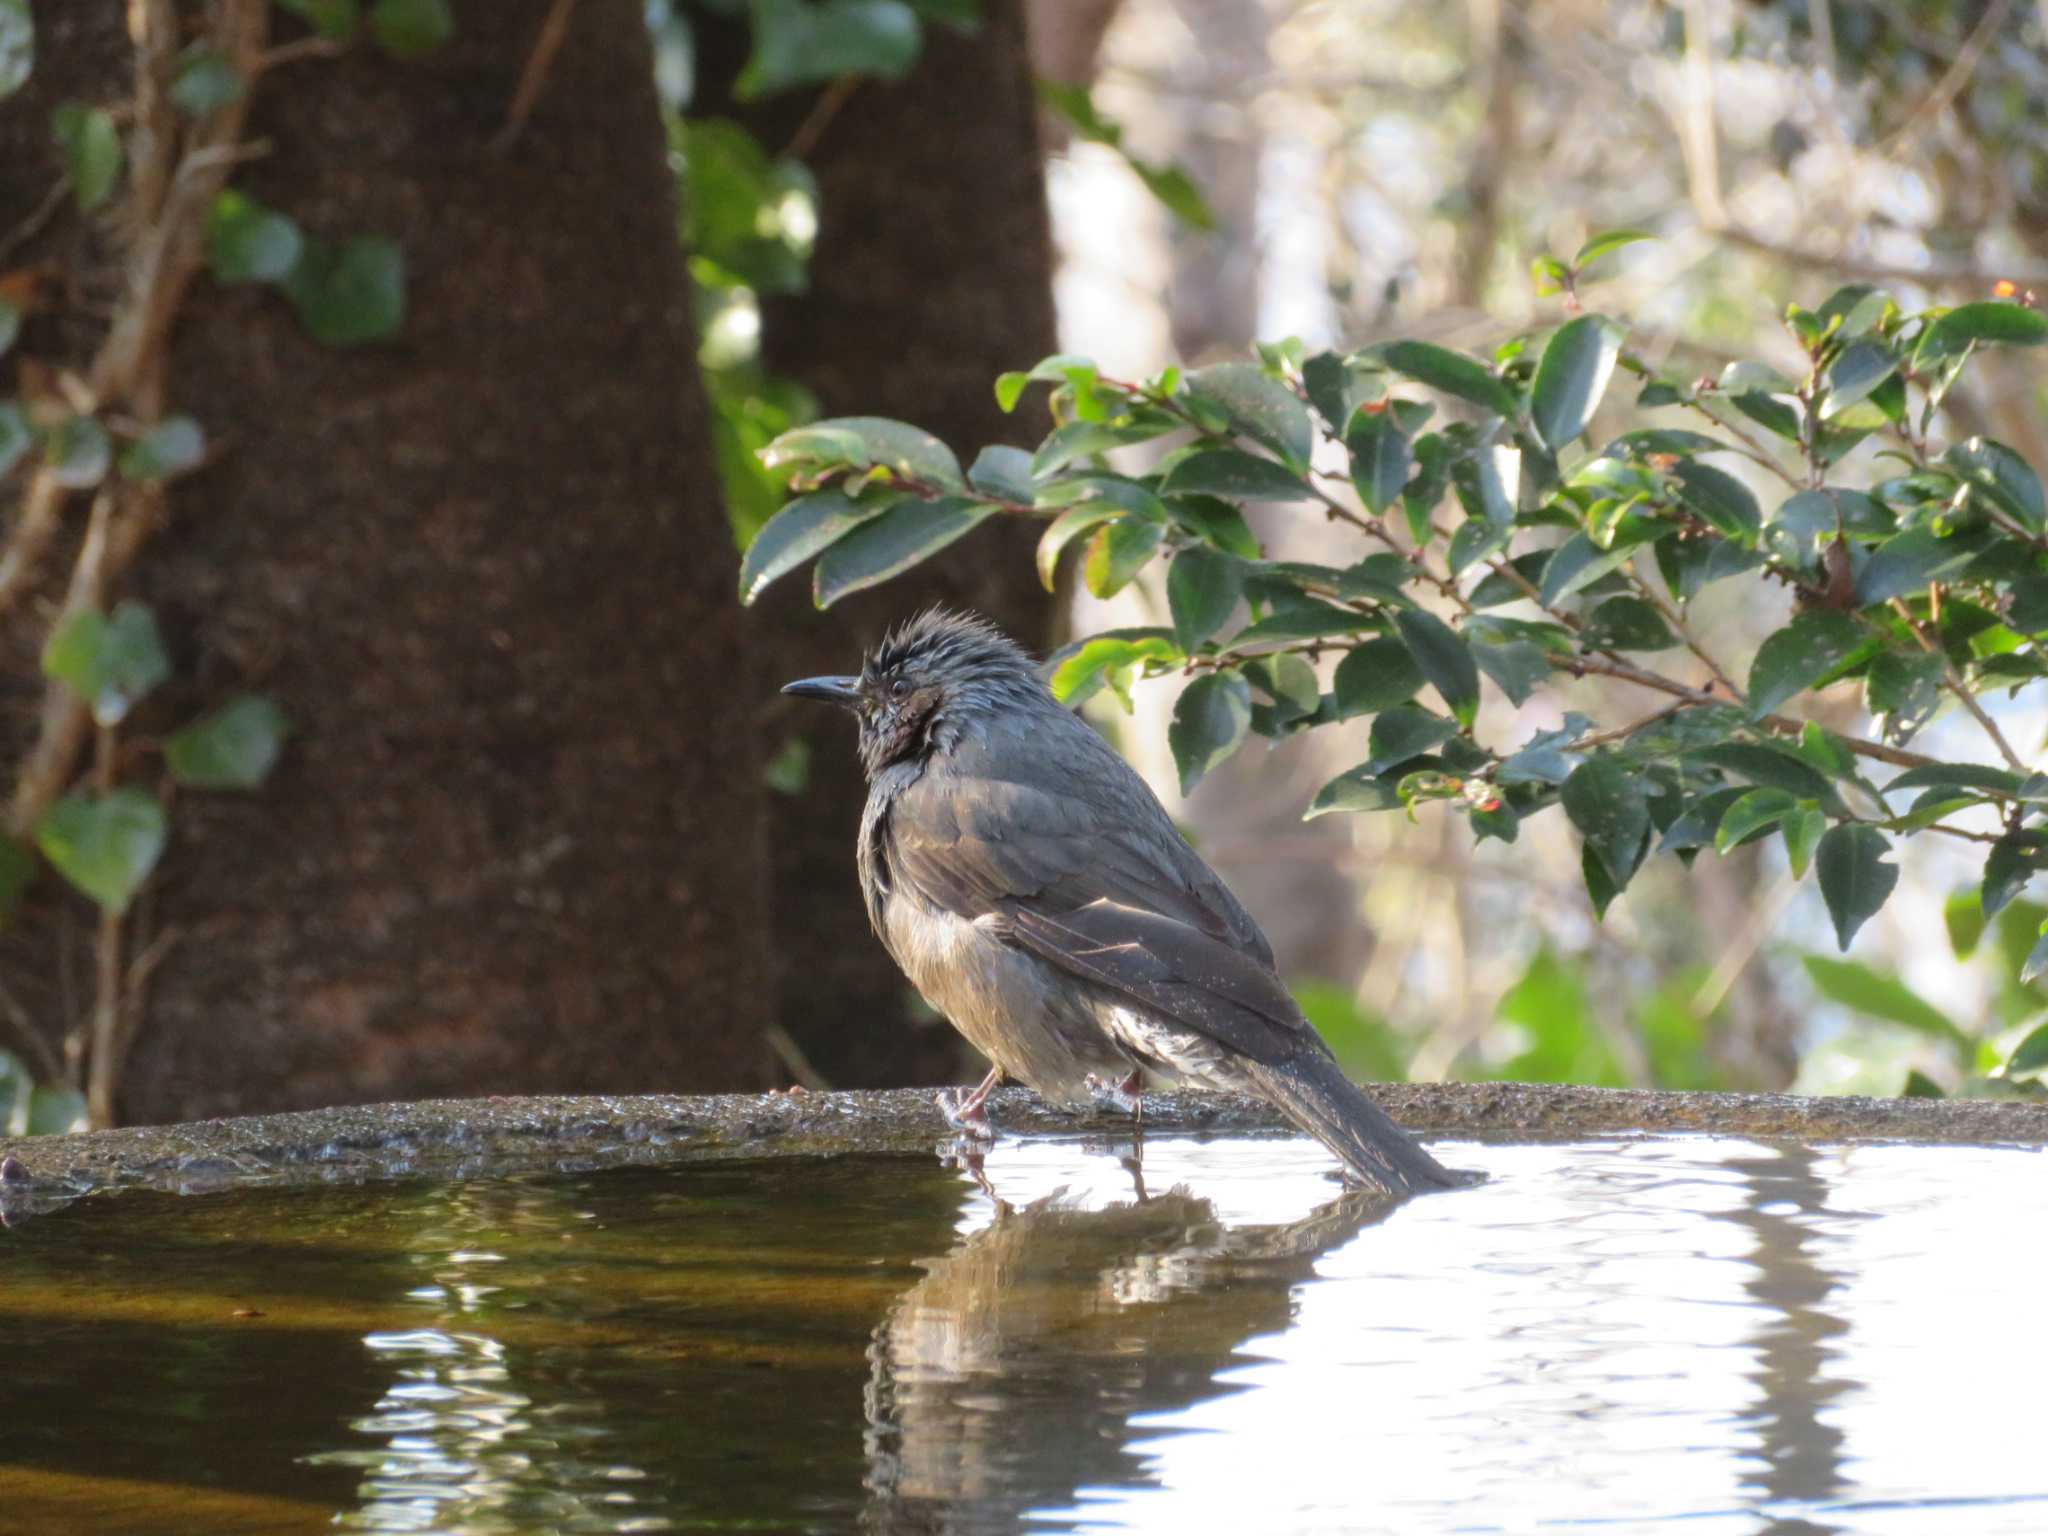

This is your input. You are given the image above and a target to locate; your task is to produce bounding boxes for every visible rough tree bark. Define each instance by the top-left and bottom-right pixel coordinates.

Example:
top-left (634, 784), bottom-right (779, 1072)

top-left (0, 2), bottom-right (772, 1121)
top-left (699, 3), bottom-right (1062, 1089)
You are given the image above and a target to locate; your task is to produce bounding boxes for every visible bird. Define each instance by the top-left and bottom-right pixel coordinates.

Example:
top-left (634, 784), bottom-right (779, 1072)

top-left (782, 608), bottom-right (1461, 1199)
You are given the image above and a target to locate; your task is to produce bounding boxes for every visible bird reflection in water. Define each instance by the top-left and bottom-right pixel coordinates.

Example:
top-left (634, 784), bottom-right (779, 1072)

top-left (861, 1142), bottom-right (1393, 1534)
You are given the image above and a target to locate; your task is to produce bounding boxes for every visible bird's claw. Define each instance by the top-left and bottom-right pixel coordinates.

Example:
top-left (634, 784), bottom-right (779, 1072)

top-left (1084, 1071), bottom-right (1144, 1118)
top-left (936, 1086), bottom-right (998, 1139)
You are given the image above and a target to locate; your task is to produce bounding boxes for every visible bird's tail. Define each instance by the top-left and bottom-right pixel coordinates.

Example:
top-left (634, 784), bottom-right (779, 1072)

top-left (1242, 1051), bottom-right (1467, 1198)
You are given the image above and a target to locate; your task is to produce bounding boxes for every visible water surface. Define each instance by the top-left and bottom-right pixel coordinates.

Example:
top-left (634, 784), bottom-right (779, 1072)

top-left (2, 1132), bottom-right (2043, 1534)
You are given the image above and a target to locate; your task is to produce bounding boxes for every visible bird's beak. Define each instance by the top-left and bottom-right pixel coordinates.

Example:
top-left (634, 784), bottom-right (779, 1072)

top-left (781, 675), bottom-right (863, 709)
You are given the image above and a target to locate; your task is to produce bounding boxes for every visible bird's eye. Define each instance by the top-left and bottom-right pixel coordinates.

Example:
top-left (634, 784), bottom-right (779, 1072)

top-left (890, 678), bottom-right (910, 699)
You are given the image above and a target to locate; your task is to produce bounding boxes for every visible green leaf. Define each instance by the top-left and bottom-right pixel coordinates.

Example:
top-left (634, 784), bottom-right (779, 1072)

top-left (737, 0), bottom-right (920, 96)
top-left (1855, 526), bottom-right (1991, 605)
top-left (1563, 757), bottom-right (1649, 888)
top-left (275, 0), bottom-right (362, 40)
top-left (369, 0), bottom-right (454, 59)
top-left (1764, 488), bottom-right (1887, 570)
top-left (1332, 636), bottom-right (1423, 716)
top-left (52, 102), bottom-right (121, 212)
top-left (1033, 502), bottom-right (1117, 589)
top-left (0, 834), bottom-right (33, 928)
top-left (1392, 608), bottom-right (1479, 728)
top-left (165, 695), bottom-right (289, 790)
top-left (1306, 766), bottom-right (1405, 818)
top-left (2024, 927), bottom-right (2048, 988)
top-left (1365, 705), bottom-right (1458, 774)
top-left (1695, 742), bottom-right (1838, 806)
top-left (1083, 516), bottom-right (1165, 599)
top-left (1169, 671), bottom-right (1251, 794)
top-left (0, 297), bottom-right (17, 357)
top-left (762, 416), bottom-right (965, 492)
top-left (41, 602), bottom-right (170, 726)
top-left (1537, 532), bottom-right (1635, 606)
top-left (169, 46), bottom-right (244, 114)
top-left (1579, 594), bottom-right (1676, 652)
top-left (2006, 1020), bottom-right (2048, 1077)
top-left (0, 403), bottom-right (28, 479)
top-left (1453, 443), bottom-right (1519, 528)
top-left (966, 444), bottom-right (1033, 503)
top-left (1713, 787), bottom-right (1796, 853)
top-left (1186, 363), bottom-right (1313, 470)
top-left (1131, 161), bottom-right (1216, 231)
top-left (1745, 611), bottom-right (1871, 718)
top-left (1783, 803), bottom-right (1826, 878)
top-left (1572, 228), bottom-right (1653, 269)
top-left (0, 0), bottom-right (32, 101)
top-left (738, 489), bottom-right (885, 604)
top-left (1982, 830), bottom-right (2048, 919)
top-left (1529, 314), bottom-right (1625, 452)
top-left (1379, 340), bottom-right (1518, 418)
top-left (117, 417), bottom-right (204, 481)
top-left (1246, 653), bottom-right (1319, 721)
top-left (1672, 461), bottom-right (1761, 538)
top-left (1345, 412), bottom-right (1409, 516)
top-left (283, 237), bottom-right (406, 347)
top-left (206, 191), bottom-right (304, 284)
top-left (1945, 437), bottom-right (2045, 533)
top-left (1470, 638), bottom-right (1552, 705)
top-left (1167, 547), bottom-right (1242, 652)
top-left (1158, 448), bottom-right (1313, 502)
top-left (34, 789), bottom-right (166, 915)
top-left (1864, 649), bottom-right (1943, 740)
top-left (1230, 601), bottom-right (1378, 644)
top-left (812, 497), bottom-right (994, 607)
top-left (47, 415), bottom-right (111, 489)
top-left (1802, 954), bottom-right (1963, 1042)
top-left (1902, 1069), bottom-right (1944, 1099)
top-left (1885, 762), bottom-right (2021, 796)
top-left (1044, 629), bottom-right (1177, 709)
top-left (1916, 300), bottom-right (2048, 361)
top-left (1815, 823), bottom-right (1898, 950)
top-left (1820, 340), bottom-right (1898, 421)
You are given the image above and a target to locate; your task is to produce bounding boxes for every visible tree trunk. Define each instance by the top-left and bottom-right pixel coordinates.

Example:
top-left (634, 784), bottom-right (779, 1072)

top-left (0, 1), bottom-right (772, 1121)
top-left (699, 4), bottom-right (1062, 1090)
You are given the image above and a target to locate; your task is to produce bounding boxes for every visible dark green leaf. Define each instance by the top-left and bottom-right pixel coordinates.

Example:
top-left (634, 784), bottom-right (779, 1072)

top-left (275, 0), bottom-right (362, 40)
top-left (117, 417), bottom-right (204, 481)
top-left (1165, 494), bottom-right (1261, 557)
top-left (1563, 757), bottom-right (1649, 887)
top-left (1672, 461), bottom-right (1761, 538)
top-left (47, 415), bottom-right (111, 489)
top-left (1230, 600), bottom-right (1378, 644)
top-left (369, 0), bottom-right (455, 59)
top-left (1856, 526), bottom-right (1992, 605)
top-left (206, 191), bottom-right (304, 284)
top-left (52, 102), bottom-right (120, 212)
top-left (1470, 639), bottom-right (1553, 705)
top-left (1301, 351), bottom-right (1363, 432)
top-left (1083, 516), bottom-right (1165, 599)
top-left (1306, 766), bottom-right (1405, 818)
top-left (1158, 447), bottom-right (1312, 502)
top-left (1332, 636), bottom-right (1424, 716)
top-left (1393, 607), bottom-right (1479, 728)
top-left (1538, 532), bottom-right (1636, 606)
top-left (1580, 594), bottom-right (1676, 652)
top-left (2024, 927), bottom-right (2048, 987)
top-left (1746, 611), bottom-right (1872, 718)
top-left (812, 498), bottom-right (994, 606)
top-left (1901, 1069), bottom-right (1944, 1098)
top-left (1887, 762), bottom-right (2022, 795)
top-left (1815, 823), bottom-right (1898, 950)
top-left (1130, 161), bottom-right (1216, 231)
top-left (738, 0), bottom-right (920, 96)
top-left (1379, 340), bottom-right (1518, 418)
top-left (41, 602), bottom-right (169, 726)
top-left (164, 695), bottom-right (289, 790)
top-left (1447, 518), bottom-right (1510, 577)
top-left (1365, 705), bottom-right (1458, 774)
top-left (1764, 488), bottom-right (1887, 570)
top-left (169, 46), bottom-right (243, 114)
top-left (1452, 443), bottom-right (1519, 527)
top-left (34, 789), bottom-right (166, 914)
top-left (1820, 340), bottom-right (1898, 420)
top-left (1803, 955), bottom-right (1962, 1041)
top-left (1529, 314), bottom-right (1625, 452)
top-left (1695, 742), bottom-right (1838, 806)
top-left (1186, 362), bottom-right (1313, 470)
top-left (1245, 653), bottom-right (1319, 720)
top-left (1945, 437), bottom-right (2045, 533)
top-left (1170, 671), bottom-right (1251, 794)
top-left (1345, 411), bottom-right (1409, 516)
top-left (1713, 787), bottom-right (1796, 853)
top-left (1982, 830), bottom-right (2048, 919)
top-left (966, 444), bottom-right (1033, 503)
top-left (763, 415), bottom-right (965, 491)
top-left (1167, 546), bottom-right (1243, 652)
top-left (1916, 300), bottom-right (2048, 361)
top-left (738, 489), bottom-right (886, 603)
top-left (283, 237), bottom-right (405, 346)
top-left (2007, 1020), bottom-right (2048, 1077)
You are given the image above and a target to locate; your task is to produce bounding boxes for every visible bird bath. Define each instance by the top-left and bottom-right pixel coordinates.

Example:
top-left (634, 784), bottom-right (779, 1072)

top-left (2, 1086), bottom-right (2045, 1534)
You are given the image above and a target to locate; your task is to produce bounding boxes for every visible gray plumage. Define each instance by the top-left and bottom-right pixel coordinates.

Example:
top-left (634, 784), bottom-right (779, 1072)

top-left (783, 608), bottom-right (1458, 1198)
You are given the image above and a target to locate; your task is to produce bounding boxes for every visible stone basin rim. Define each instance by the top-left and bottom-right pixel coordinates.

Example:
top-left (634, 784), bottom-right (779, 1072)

top-left (1, 1080), bottom-right (2042, 1209)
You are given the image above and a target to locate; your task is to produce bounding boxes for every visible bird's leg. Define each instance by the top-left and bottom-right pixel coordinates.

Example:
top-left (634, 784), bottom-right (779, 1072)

top-left (1084, 1067), bottom-right (1146, 1122)
top-left (936, 1064), bottom-right (1002, 1139)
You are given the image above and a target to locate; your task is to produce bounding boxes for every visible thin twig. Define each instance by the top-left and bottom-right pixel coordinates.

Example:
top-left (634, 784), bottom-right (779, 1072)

top-left (0, 470), bottom-right (71, 618)
top-left (255, 35), bottom-right (350, 71)
top-left (1628, 559), bottom-right (1745, 700)
top-left (1711, 225), bottom-right (2048, 292)
top-left (762, 1021), bottom-right (832, 1092)
top-left (0, 976), bottom-right (64, 1086)
top-left (1888, 597), bottom-right (2030, 775)
top-left (84, 722), bottom-right (122, 1130)
top-left (494, 0), bottom-right (581, 151)
top-left (1879, 0), bottom-right (2016, 156)
top-left (0, 177), bottom-right (70, 264)
top-left (782, 75), bottom-right (861, 162)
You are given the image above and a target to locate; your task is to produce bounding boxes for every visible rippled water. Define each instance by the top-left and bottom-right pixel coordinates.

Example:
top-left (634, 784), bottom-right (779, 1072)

top-left (2, 1132), bottom-right (2045, 1534)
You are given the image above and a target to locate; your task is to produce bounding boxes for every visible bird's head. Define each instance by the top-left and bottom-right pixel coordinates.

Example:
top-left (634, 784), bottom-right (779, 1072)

top-left (782, 608), bottom-right (1039, 775)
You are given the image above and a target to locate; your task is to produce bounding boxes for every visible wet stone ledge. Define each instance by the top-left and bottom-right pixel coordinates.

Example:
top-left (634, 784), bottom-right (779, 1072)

top-left (1, 1081), bottom-right (2043, 1219)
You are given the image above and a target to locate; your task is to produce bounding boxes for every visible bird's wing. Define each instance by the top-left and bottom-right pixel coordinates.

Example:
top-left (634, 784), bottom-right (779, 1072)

top-left (886, 765), bottom-right (1309, 1065)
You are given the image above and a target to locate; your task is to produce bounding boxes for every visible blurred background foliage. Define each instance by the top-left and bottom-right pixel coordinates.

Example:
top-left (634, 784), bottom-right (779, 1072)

top-left (689, 0), bottom-right (2048, 1103)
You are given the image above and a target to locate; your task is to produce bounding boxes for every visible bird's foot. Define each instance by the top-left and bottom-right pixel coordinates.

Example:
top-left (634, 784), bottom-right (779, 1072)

top-left (1083, 1070), bottom-right (1145, 1120)
top-left (936, 1085), bottom-right (999, 1140)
